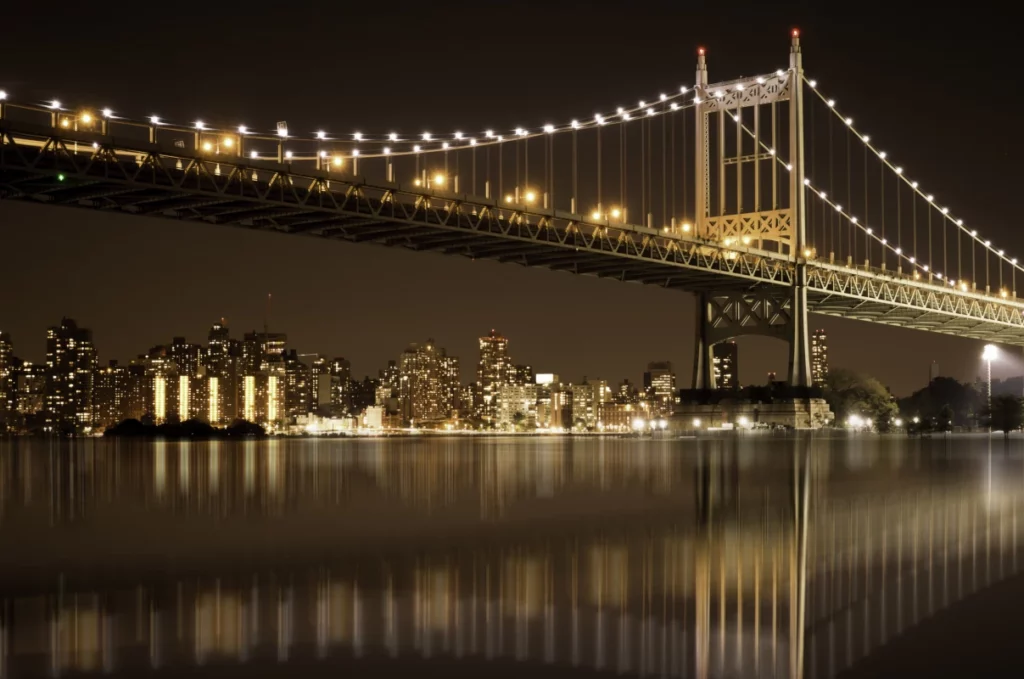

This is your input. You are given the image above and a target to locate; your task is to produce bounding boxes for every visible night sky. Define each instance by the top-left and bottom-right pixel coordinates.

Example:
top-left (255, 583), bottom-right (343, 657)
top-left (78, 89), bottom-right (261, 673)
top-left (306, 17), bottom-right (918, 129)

top-left (2, 3), bottom-right (1022, 395)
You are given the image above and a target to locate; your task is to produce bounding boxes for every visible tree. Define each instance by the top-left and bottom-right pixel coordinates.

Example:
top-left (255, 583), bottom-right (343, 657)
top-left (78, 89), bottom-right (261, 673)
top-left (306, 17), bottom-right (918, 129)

top-left (898, 377), bottom-right (983, 429)
top-left (984, 395), bottom-right (1023, 438)
top-left (824, 368), bottom-right (898, 429)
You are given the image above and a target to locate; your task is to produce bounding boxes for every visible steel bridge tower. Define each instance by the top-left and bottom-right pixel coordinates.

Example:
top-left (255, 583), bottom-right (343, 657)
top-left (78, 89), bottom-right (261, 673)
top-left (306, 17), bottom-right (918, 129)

top-left (691, 32), bottom-right (812, 390)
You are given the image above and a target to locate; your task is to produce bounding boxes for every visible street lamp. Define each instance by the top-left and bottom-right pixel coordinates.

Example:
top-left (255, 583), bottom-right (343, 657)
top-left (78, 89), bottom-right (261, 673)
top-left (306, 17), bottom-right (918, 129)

top-left (982, 344), bottom-right (999, 409)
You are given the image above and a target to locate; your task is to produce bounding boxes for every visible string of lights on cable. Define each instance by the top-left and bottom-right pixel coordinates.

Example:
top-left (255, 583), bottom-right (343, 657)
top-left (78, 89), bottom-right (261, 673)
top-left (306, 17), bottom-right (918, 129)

top-left (804, 77), bottom-right (1022, 279)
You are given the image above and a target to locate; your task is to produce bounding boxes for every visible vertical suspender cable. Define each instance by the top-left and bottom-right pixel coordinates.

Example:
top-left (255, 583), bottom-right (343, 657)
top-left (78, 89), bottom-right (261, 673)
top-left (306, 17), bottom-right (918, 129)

top-left (847, 125), bottom-right (853, 263)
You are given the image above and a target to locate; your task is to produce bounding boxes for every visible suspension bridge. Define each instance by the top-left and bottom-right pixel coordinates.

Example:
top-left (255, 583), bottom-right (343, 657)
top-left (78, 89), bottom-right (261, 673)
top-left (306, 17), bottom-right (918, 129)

top-left (1, 31), bottom-right (1021, 390)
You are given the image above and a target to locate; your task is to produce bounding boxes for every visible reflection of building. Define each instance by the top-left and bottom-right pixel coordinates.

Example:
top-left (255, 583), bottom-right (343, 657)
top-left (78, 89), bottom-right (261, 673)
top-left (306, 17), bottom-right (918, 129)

top-left (810, 329), bottom-right (828, 387)
top-left (712, 342), bottom-right (738, 391)
top-left (478, 329), bottom-right (513, 424)
top-left (399, 340), bottom-right (460, 426)
top-left (45, 317), bottom-right (98, 433)
top-left (644, 361), bottom-right (676, 414)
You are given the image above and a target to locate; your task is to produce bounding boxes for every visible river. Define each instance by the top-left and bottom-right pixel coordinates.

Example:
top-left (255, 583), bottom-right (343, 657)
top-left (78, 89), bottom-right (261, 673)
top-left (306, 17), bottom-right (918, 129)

top-left (1, 434), bottom-right (1021, 677)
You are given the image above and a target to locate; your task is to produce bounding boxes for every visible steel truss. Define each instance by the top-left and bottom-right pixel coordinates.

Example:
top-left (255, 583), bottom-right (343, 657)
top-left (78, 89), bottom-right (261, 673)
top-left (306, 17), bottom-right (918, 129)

top-left (2, 121), bottom-right (1024, 345)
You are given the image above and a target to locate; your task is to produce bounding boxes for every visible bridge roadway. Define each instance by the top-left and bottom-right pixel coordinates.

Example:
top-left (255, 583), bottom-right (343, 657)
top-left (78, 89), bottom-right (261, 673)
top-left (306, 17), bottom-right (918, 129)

top-left (3, 119), bottom-right (1024, 345)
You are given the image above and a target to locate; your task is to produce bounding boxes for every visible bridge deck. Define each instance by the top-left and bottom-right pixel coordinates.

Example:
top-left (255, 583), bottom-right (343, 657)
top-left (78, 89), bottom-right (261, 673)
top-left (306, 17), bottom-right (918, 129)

top-left (3, 120), bottom-right (1024, 344)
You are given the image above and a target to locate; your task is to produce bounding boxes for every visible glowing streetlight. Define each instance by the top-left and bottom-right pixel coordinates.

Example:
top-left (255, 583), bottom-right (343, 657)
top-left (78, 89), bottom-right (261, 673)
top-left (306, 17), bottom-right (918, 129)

top-left (983, 344), bottom-right (999, 415)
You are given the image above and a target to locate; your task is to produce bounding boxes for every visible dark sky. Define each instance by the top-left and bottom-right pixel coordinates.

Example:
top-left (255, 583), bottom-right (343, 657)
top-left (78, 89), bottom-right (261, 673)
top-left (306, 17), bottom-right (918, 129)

top-left (2, 2), bottom-right (1022, 396)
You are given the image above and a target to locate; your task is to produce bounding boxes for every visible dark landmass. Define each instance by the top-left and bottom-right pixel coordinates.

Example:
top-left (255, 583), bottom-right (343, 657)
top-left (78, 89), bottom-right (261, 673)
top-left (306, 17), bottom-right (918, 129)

top-left (103, 418), bottom-right (265, 439)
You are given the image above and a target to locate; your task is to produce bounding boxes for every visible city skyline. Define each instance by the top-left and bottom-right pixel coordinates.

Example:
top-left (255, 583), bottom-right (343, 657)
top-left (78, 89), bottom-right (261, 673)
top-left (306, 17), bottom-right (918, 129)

top-left (2, 7), bottom-right (1023, 397)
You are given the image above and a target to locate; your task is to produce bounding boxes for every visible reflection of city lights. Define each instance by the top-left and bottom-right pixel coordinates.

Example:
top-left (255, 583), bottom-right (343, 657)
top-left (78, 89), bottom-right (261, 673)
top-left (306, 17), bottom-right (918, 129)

top-left (692, 418), bottom-right (701, 428)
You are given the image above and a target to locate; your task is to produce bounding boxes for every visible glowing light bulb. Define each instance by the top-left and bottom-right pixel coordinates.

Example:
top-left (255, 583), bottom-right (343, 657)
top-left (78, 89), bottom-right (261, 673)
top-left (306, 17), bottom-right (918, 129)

top-left (194, 121), bottom-right (205, 130)
top-left (524, 190), bottom-right (537, 203)
top-left (970, 230), bottom-right (978, 236)
top-left (285, 151), bottom-right (293, 159)
top-left (670, 103), bottom-right (679, 110)
top-left (100, 108), bottom-right (113, 118)
top-left (659, 93), bottom-right (667, 101)
top-left (895, 167), bottom-right (903, 174)
top-left (647, 108), bottom-right (655, 116)
top-left (250, 151), bottom-right (259, 159)
top-left (433, 173), bottom-right (446, 185)
top-left (515, 127), bottom-right (526, 136)
top-left (80, 112), bottom-right (92, 124)
top-left (756, 77), bottom-right (765, 84)
top-left (0, 90), bottom-right (7, 100)
top-left (911, 181), bottom-right (918, 188)
top-left (680, 86), bottom-right (688, 93)
top-left (591, 210), bottom-right (602, 220)
top-left (845, 117), bottom-right (853, 125)
top-left (202, 142), bottom-right (212, 151)
top-left (485, 130), bottom-right (494, 138)
top-left (851, 216), bottom-right (858, 223)
top-left (941, 207), bottom-right (949, 215)
top-left (383, 147), bottom-right (391, 154)
top-left (222, 136), bottom-right (233, 148)
top-left (238, 125), bottom-right (248, 134)
top-left (956, 219), bottom-right (963, 226)
top-left (389, 132), bottom-right (398, 141)
top-left (776, 69), bottom-right (785, 77)
top-left (422, 132), bottom-right (432, 141)
top-left (150, 115), bottom-right (160, 125)
top-left (469, 138), bottom-right (477, 145)
top-left (803, 178), bottom-right (811, 185)
top-left (454, 131), bottom-right (463, 139)
top-left (319, 150), bottom-right (328, 158)
top-left (414, 145), bottom-right (422, 152)
top-left (927, 194), bottom-right (934, 202)
top-left (863, 135), bottom-right (870, 143)
top-left (49, 99), bottom-right (61, 110)
top-left (543, 124), bottom-right (555, 133)
top-left (879, 151), bottom-right (887, 159)
top-left (351, 149), bottom-right (360, 156)
top-left (442, 142), bottom-right (449, 149)
top-left (809, 79), bottom-right (818, 88)
top-left (332, 156), bottom-right (342, 167)
top-left (768, 148), bottom-right (775, 155)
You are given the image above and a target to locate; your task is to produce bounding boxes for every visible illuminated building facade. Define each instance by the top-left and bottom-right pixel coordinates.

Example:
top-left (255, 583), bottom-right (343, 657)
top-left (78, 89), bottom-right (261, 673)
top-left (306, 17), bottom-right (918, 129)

top-left (93, 360), bottom-right (128, 429)
top-left (644, 361), bottom-right (677, 415)
top-left (713, 341), bottom-right (738, 391)
top-left (496, 383), bottom-right (538, 430)
top-left (284, 350), bottom-right (312, 420)
top-left (811, 329), bottom-right (829, 388)
top-left (400, 339), bottom-right (460, 426)
top-left (571, 380), bottom-right (597, 430)
top-left (477, 329), bottom-right (513, 425)
top-left (0, 331), bottom-right (14, 428)
top-left (44, 317), bottom-right (98, 433)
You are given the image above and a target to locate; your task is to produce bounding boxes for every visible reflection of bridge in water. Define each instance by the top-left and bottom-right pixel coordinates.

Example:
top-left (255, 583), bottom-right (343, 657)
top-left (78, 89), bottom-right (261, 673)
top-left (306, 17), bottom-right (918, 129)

top-left (0, 437), bottom-right (1021, 678)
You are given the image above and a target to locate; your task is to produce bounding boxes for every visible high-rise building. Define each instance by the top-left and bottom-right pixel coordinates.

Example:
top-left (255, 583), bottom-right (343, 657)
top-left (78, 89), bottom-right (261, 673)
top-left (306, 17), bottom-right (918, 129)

top-left (93, 360), bottom-right (128, 429)
top-left (400, 339), bottom-right (460, 426)
top-left (15, 362), bottom-right (47, 430)
top-left (205, 321), bottom-right (240, 423)
top-left (169, 336), bottom-right (203, 377)
top-left (283, 350), bottom-right (312, 421)
top-left (330, 357), bottom-right (352, 415)
top-left (0, 331), bottom-right (14, 428)
top-left (712, 341), bottom-right (738, 391)
top-left (497, 383), bottom-right (538, 430)
top-left (309, 355), bottom-right (335, 413)
top-left (242, 331), bottom-right (286, 374)
top-left (477, 330), bottom-right (512, 424)
top-left (810, 329), bottom-right (828, 388)
top-left (571, 380), bottom-right (597, 429)
top-left (644, 361), bottom-right (676, 414)
top-left (616, 379), bottom-right (638, 404)
top-left (44, 318), bottom-right (98, 433)
top-left (513, 364), bottom-right (534, 386)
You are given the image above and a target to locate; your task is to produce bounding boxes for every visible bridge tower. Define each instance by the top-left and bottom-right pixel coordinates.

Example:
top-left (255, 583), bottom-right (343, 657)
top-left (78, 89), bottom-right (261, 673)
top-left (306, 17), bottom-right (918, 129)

top-left (691, 32), bottom-right (812, 390)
